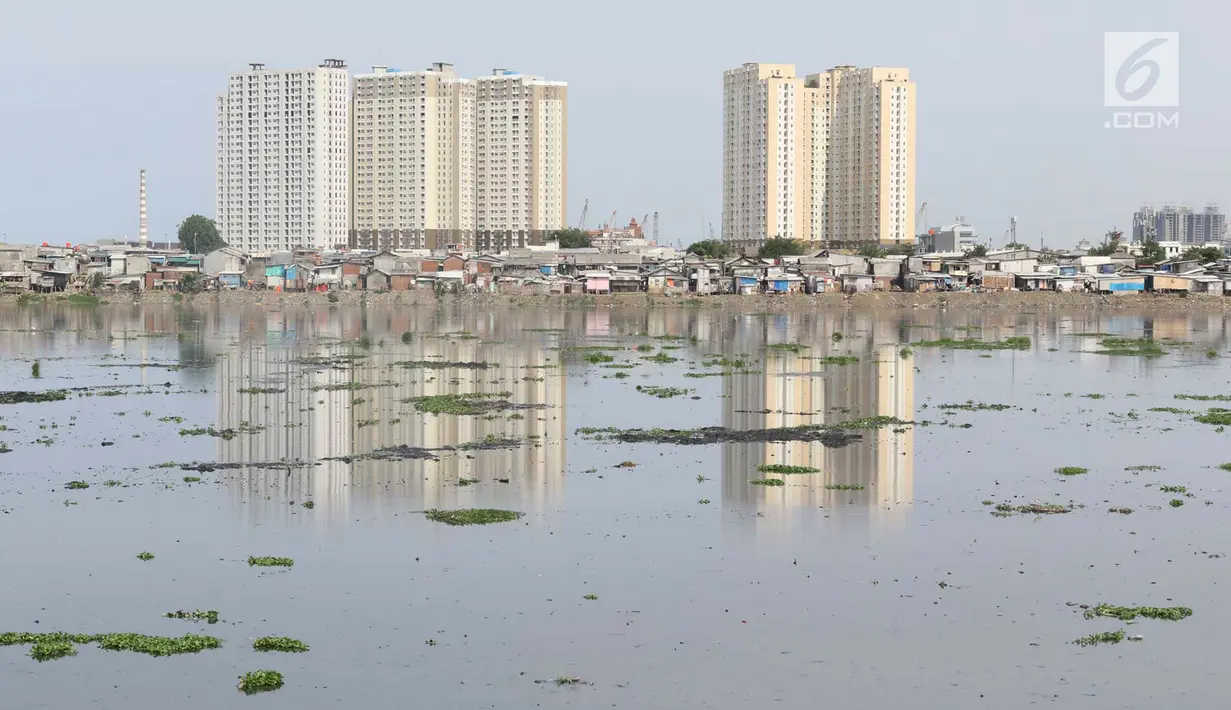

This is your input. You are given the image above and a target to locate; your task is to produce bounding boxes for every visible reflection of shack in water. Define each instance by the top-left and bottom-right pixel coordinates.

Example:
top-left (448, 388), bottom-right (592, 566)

top-left (721, 343), bottom-right (914, 516)
top-left (213, 327), bottom-right (566, 522)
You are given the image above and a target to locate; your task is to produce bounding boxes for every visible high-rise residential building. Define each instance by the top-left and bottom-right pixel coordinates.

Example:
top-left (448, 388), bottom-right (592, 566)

top-left (722, 62), bottom-right (915, 247)
top-left (216, 60), bottom-right (350, 253)
top-left (347, 66), bottom-right (567, 252)
top-left (475, 70), bottom-right (567, 251)
top-left (1133, 204), bottom-right (1227, 245)
top-left (349, 63), bottom-right (477, 251)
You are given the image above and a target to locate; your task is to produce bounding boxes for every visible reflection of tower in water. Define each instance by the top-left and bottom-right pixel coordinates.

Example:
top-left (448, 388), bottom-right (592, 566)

top-left (722, 340), bottom-right (914, 515)
top-left (213, 320), bottom-right (565, 523)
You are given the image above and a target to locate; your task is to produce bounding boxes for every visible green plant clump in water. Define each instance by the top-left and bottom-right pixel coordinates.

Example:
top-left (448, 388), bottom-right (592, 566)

top-left (1125, 464), bottom-right (1162, 472)
top-left (66, 293), bottom-right (103, 307)
top-left (29, 639), bottom-right (77, 662)
top-left (750, 478), bottom-right (785, 487)
top-left (584, 352), bottom-right (615, 364)
top-left (31, 361), bottom-right (40, 378)
top-left (302, 500), bottom-right (315, 509)
top-left (1091, 336), bottom-right (1166, 358)
top-left (1170, 498), bottom-right (1185, 507)
top-left (635, 385), bottom-right (694, 399)
top-left (767, 343), bottom-right (808, 353)
top-left (247, 556), bottom-right (294, 568)
top-left (401, 331), bottom-right (413, 344)
top-left (238, 670), bottom-right (285, 695)
top-left (238, 386), bottom-right (285, 394)
top-left (1055, 466), bottom-right (1088, 476)
top-left (136, 552), bottom-right (154, 561)
top-left (757, 464), bottom-right (819, 474)
top-left (642, 352), bottom-right (679, 364)
top-left (164, 610), bottom-right (219, 624)
top-left (824, 483), bottom-right (865, 491)
top-left (912, 336), bottom-right (1031, 351)
top-left (993, 502), bottom-right (1074, 515)
top-left (1175, 394), bottom-right (1231, 402)
top-left (817, 355), bottom-right (860, 365)
top-left (409, 392), bottom-right (515, 415)
top-left (1194, 409), bottom-right (1231, 426)
top-left (1083, 604), bottom-right (1192, 622)
top-left (583, 594), bottom-right (599, 601)
top-left (253, 636), bottom-right (309, 653)
top-left (65, 480), bottom-right (89, 490)
top-left (1158, 485), bottom-right (1187, 494)
top-left (424, 508), bottom-right (524, 526)
top-left (183, 476), bottom-right (201, 483)
top-left (1218, 463), bottom-right (1231, 472)
top-left (938, 401), bottom-right (1012, 412)
top-left (94, 632), bottom-right (222, 656)
top-left (1073, 630), bottom-right (1127, 647)
top-left (1108, 507), bottom-right (1134, 515)
top-left (0, 390), bottom-right (69, 405)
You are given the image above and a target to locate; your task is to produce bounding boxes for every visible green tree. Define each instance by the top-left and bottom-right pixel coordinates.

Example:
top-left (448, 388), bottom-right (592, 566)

top-left (857, 243), bottom-right (885, 258)
top-left (1138, 240), bottom-right (1167, 264)
top-left (757, 238), bottom-right (807, 259)
top-left (549, 228), bottom-right (592, 249)
top-left (1180, 246), bottom-right (1224, 263)
top-left (685, 240), bottom-right (734, 259)
top-left (178, 272), bottom-right (204, 294)
top-left (177, 215), bottom-right (225, 254)
top-left (1004, 242), bottom-right (1029, 250)
top-left (88, 271), bottom-right (106, 293)
top-left (964, 244), bottom-right (988, 258)
top-left (1087, 240), bottom-right (1121, 257)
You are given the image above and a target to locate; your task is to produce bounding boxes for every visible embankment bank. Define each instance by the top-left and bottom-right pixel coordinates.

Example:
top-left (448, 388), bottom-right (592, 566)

top-left (3, 290), bottom-right (1231, 314)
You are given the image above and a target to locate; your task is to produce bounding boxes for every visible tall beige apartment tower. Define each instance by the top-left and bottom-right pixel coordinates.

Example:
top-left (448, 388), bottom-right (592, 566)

top-left (722, 62), bottom-right (915, 247)
top-left (475, 70), bottom-right (567, 251)
top-left (349, 63), bottom-right (477, 251)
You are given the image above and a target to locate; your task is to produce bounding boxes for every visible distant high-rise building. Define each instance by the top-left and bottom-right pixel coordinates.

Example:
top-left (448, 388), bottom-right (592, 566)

top-left (475, 70), bottom-right (567, 251)
top-left (1133, 204), bottom-right (1227, 246)
top-left (722, 62), bottom-right (915, 247)
top-left (349, 64), bottom-right (477, 251)
top-left (216, 60), bottom-right (350, 254)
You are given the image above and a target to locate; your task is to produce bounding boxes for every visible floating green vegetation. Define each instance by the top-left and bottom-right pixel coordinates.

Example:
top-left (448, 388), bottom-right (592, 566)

top-left (15, 292), bottom-right (45, 306)
top-left (1083, 604), bottom-right (1192, 622)
top-left (583, 352), bottom-right (615, 364)
top-left (178, 423), bottom-right (264, 440)
top-left (0, 444), bottom-right (11, 454)
top-left (912, 336), bottom-right (1031, 351)
top-left (938, 401), bottom-right (1012, 412)
top-left (182, 476), bottom-right (201, 483)
top-left (164, 610), bottom-right (219, 624)
top-left (294, 354), bottom-right (366, 367)
top-left (136, 552), bottom-right (154, 561)
top-left (1082, 393), bottom-right (1106, 400)
top-left (698, 498), bottom-right (711, 504)
top-left (253, 636), bottom-right (309, 653)
top-left (642, 352), bottom-right (680, 364)
top-left (635, 344), bottom-right (654, 352)
top-left (104, 480), bottom-right (122, 487)
top-left (606, 372), bottom-right (630, 379)
top-left (831, 332), bottom-right (845, 342)
top-left (457, 477), bottom-right (479, 486)
top-left (158, 415), bottom-right (185, 424)
top-left (64, 480), bottom-right (89, 490)
top-left (29, 640), bottom-right (76, 662)
top-left (767, 343), bottom-right (808, 353)
top-left (309, 381), bottom-right (369, 392)
top-left (302, 500), bottom-right (315, 509)
top-left (615, 460), bottom-right (637, 468)
top-left (1170, 498), bottom-right (1185, 507)
top-left (817, 355), bottom-right (860, 365)
top-left (424, 508), bottom-right (524, 526)
top-left (247, 556), bottom-right (293, 568)
top-left (824, 483), bottom-right (865, 491)
top-left (0, 390), bottom-right (69, 405)
top-left (703, 357), bottom-right (752, 368)
top-left (392, 360), bottom-right (494, 370)
top-left (238, 386), bottom-right (285, 394)
top-left (554, 675), bottom-right (584, 687)
top-left (583, 594), bottom-right (599, 601)
top-left (31, 361), bottom-right (40, 378)
top-left (1055, 466), bottom-right (1089, 476)
top-left (1125, 464), bottom-right (1162, 472)
top-left (453, 434), bottom-right (523, 451)
top-left (1149, 407), bottom-right (1194, 415)
top-left (401, 331), bottom-right (413, 344)
top-left (635, 385), bottom-right (694, 399)
top-left (409, 392), bottom-right (517, 415)
top-left (1108, 507), bottom-right (1134, 515)
top-left (1158, 485), bottom-right (1187, 494)
top-left (1073, 630), bottom-right (1126, 647)
top-left (95, 632), bottom-right (222, 656)
top-left (1218, 463), bottom-right (1231, 472)
top-left (750, 479), bottom-right (785, 487)
top-left (238, 670), bottom-right (284, 695)
top-left (1091, 336), bottom-right (1166, 358)
top-left (757, 464), bottom-right (819, 474)
top-left (684, 370), bottom-right (762, 378)
top-left (1194, 409), bottom-right (1231, 426)
top-left (576, 417), bottom-right (897, 446)
top-left (993, 502), bottom-right (1074, 515)
top-left (1175, 394), bottom-right (1231, 402)
top-left (602, 363), bottom-right (637, 369)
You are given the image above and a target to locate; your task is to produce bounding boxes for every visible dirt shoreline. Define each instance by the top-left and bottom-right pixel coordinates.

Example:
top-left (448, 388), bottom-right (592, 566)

top-left (2, 290), bottom-right (1230, 313)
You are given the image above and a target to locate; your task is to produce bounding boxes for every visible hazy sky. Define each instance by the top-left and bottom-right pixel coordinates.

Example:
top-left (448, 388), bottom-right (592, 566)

top-left (0, 0), bottom-right (1222, 248)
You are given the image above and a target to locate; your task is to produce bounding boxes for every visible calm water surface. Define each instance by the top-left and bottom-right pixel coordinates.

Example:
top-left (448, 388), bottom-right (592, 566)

top-left (2, 303), bottom-right (1230, 709)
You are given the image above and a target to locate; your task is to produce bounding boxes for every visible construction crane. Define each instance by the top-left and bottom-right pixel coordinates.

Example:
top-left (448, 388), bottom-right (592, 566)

top-left (577, 198), bottom-right (589, 230)
top-left (641, 214), bottom-right (649, 237)
top-left (915, 201), bottom-right (928, 234)
top-left (652, 212), bottom-right (659, 243)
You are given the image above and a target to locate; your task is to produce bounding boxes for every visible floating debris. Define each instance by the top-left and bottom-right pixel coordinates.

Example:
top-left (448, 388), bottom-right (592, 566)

top-left (1108, 507), bottom-right (1134, 515)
